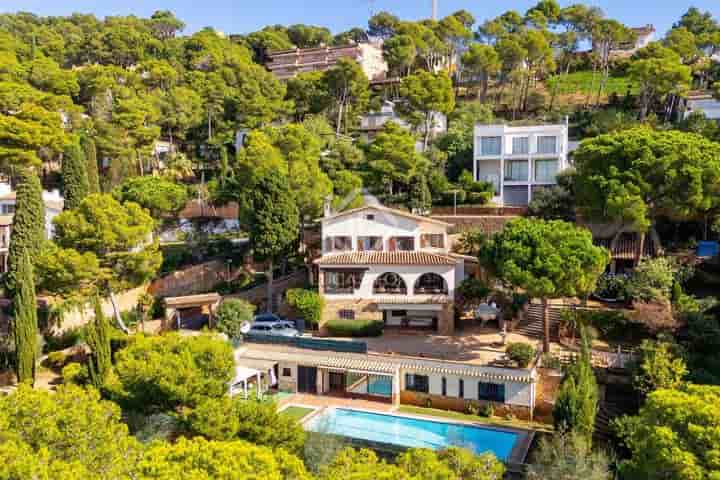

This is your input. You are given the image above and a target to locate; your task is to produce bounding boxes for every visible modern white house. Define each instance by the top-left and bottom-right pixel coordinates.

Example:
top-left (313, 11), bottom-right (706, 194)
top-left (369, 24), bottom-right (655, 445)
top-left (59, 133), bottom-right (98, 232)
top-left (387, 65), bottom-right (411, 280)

top-left (473, 123), bottom-right (569, 207)
top-left (358, 101), bottom-right (447, 151)
top-left (235, 342), bottom-right (538, 417)
top-left (0, 182), bottom-right (64, 274)
top-left (313, 205), bottom-right (475, 334)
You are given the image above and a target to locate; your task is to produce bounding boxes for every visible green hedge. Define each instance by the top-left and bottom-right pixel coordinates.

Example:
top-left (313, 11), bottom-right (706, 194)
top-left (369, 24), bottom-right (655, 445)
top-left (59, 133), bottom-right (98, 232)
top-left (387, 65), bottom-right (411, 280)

top-left (325, 319), bottom-right (384, 337)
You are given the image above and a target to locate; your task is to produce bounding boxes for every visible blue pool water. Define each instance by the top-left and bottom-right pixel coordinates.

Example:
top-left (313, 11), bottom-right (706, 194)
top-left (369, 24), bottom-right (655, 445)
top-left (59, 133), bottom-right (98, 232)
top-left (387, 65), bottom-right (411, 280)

top-left (305, 408), bottom-right (518, 460)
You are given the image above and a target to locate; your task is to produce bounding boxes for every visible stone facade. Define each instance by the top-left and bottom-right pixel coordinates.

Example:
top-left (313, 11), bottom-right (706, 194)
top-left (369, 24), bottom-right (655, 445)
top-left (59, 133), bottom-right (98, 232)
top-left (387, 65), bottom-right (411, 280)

top-left (320, 299), bottom-right (454, 335)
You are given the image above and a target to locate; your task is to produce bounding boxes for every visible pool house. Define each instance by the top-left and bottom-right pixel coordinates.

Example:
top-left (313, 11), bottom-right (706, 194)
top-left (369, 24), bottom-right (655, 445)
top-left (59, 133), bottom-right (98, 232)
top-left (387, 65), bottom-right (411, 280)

top-left (235, 344), bottom-right (538, 419)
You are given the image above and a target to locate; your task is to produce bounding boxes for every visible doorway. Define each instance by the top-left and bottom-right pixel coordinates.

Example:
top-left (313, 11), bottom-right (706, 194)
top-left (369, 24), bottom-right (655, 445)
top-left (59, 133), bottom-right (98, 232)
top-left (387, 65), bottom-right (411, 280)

top-left (328, 371), bottom-right (346, 394)
top-left (297, 366), bottom-right (317, 394)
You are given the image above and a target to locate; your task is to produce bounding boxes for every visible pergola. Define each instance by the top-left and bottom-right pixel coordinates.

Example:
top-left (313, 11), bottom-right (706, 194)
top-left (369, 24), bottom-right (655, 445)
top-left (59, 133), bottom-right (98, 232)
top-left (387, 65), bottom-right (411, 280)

top-left (163, 293), bottom-right (221, 330)
top-left (230, 357), bottom-right (278, 399)
top-left (230, 365), bottom-right (263, 399)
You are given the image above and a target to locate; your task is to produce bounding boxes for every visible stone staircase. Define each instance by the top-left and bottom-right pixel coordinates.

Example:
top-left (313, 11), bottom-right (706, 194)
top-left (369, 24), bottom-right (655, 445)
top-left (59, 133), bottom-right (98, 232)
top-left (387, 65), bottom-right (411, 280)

top-left (514, 303), bottom-right (562, 342)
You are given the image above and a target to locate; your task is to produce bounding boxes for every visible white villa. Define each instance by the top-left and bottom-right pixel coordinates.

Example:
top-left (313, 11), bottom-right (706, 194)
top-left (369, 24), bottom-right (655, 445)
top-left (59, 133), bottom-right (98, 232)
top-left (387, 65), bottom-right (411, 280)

top-left (313, 205), bottom-right (474, 335)
top-left (473, 123), bottom-right (569, 207)
top-left (0, 182), bottom-right (64, 274)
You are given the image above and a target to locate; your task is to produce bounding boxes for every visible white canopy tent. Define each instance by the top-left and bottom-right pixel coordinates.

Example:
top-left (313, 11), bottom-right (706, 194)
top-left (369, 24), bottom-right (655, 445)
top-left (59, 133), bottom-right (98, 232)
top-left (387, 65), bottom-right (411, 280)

top-left (229, 365), bottom-right (262, 399)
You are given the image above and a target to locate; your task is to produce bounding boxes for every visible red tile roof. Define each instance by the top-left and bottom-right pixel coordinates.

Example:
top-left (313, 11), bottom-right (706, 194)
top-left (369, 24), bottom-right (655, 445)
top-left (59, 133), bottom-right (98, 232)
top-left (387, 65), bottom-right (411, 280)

top-left (314, 251), bottom-right (459, 266)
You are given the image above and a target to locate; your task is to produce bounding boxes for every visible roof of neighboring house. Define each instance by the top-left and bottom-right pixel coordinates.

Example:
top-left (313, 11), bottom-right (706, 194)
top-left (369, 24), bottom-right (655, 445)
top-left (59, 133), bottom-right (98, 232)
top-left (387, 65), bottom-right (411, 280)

top-left (320, 205), bottom-right (451, 227)
top-left (0, 192), bottom-right (64, 211)
top-left (594, 235), bottom-right (657, 260)
top-left (165, 293), bottom-right (221, 308)
top-left (315, 251), bottom-right (459, 266)
top-left (630, 24), bottom-right (655, 36)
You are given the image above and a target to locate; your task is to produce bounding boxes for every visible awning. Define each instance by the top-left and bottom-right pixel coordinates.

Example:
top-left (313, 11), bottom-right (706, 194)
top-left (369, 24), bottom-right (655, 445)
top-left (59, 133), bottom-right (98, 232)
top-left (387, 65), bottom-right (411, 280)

top-left (231, 366), bottom-right (260, 384)
top-left (377, 303), bottom-right (444, 311)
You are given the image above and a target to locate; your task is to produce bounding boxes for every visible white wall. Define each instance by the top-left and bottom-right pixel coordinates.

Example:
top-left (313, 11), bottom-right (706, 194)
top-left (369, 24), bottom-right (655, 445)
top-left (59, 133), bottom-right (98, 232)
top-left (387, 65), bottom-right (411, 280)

top-left (322, 209), bottom-right (447, 255)
top-left (323, 264), bottom-right (457, 300)
top-left (473, 124), bottom-right (569, 206)
top-left (413, 370), bottom-right (534, 408)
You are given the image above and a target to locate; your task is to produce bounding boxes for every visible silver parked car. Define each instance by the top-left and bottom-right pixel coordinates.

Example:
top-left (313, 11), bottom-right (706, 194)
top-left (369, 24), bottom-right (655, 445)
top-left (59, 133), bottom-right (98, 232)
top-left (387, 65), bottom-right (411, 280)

top-left (249, 322), bottom-right (299, 337)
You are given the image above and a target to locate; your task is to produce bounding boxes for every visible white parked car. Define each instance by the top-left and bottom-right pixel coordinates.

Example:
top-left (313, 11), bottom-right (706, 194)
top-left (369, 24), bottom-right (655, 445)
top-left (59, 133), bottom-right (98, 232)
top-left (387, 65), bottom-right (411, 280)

top-left (253, 313), bottom-right (297, 330)
top-left (249, 322), bottom-right (299, 337)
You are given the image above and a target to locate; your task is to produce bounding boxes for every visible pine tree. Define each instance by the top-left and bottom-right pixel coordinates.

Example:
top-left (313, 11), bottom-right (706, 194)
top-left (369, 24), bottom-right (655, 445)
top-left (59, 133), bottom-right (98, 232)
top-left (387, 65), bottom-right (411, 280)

top-left (81, 136), bottom-right (101, 194)
top-left (86, 295), bottom-right (112, 388)
top-left (12, 249), bottom-right (38, 385)
top-left (6, 169), bottom-right (45, 296)
top-left (61, 141), bottom-right (90, 210)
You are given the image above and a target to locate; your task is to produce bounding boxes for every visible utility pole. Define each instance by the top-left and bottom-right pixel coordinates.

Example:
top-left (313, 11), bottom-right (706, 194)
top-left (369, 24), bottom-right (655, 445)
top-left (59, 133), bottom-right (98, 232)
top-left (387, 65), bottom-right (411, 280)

top-left (432, 0), bottom-right (438, 21)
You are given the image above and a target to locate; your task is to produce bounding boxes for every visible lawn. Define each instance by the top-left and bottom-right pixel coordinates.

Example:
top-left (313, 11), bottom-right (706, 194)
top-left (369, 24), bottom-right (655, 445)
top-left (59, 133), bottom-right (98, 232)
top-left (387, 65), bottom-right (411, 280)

top-left (397, 406), bottom-right (553, 433)
top-left (281, 406), bottom-right (315, 422)
top-left (548, 70), bottom-right (637, 96)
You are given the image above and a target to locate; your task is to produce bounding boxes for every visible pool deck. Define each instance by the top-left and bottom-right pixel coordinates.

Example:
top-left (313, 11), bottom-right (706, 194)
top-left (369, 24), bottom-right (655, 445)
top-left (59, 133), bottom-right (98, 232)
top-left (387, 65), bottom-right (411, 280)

top-left (284, 393), bottom-right (534, 466)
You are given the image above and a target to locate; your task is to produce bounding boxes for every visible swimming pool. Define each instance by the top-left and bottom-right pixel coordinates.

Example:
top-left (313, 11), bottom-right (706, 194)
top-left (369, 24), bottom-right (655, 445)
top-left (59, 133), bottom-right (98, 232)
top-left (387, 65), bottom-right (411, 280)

top-left (304, 408), bottom-right (518, 460)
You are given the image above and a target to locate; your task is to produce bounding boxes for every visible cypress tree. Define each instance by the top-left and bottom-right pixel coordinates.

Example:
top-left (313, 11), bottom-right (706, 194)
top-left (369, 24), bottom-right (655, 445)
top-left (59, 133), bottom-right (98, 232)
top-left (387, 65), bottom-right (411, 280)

top-left (12, 249), bottom-right (38, 385)
top-left (61, 141), bottom-right (90, 210)
top-left (553, 326), bottom-right (599, 444)
top-left (81, 136), bottom-right (101, 194)
top-left (86, 295), bottom-right (112, 388)
top-left (6, 169), bottom-right (45, 296)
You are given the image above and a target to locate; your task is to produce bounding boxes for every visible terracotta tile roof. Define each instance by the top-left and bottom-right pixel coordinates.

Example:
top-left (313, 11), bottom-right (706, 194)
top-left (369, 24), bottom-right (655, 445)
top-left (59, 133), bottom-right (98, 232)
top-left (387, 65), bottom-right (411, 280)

top-left (314, 251), bottom-right (459, 266)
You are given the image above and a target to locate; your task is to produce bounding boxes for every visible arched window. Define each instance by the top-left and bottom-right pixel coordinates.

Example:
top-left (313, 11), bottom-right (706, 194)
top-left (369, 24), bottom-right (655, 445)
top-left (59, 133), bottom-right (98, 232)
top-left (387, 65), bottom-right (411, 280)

top-left (373, 272), bottom-right (407, 294)
top-left (414, 273), bottom-right (448, 295)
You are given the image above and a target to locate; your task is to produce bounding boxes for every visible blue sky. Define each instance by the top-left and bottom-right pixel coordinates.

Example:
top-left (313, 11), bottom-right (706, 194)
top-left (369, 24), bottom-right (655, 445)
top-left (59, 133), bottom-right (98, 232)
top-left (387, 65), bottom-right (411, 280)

top-left (2, 0), bottom-right (718, 38)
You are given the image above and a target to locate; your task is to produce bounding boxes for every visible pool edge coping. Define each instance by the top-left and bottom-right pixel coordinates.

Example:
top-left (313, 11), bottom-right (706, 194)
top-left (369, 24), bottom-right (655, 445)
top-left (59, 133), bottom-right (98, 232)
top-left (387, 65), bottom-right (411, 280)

top-left (304, 405), bottom-right (534, 464)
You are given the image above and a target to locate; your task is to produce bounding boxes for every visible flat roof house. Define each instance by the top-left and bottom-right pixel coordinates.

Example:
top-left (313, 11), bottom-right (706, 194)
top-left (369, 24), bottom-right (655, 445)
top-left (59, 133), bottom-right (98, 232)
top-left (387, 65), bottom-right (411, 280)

top-left (314, 205), bottom-right (474, 335)
top-left (473, 124), bottom-right (569, 207)
top-left (266, 41), bottom-right (388, 81)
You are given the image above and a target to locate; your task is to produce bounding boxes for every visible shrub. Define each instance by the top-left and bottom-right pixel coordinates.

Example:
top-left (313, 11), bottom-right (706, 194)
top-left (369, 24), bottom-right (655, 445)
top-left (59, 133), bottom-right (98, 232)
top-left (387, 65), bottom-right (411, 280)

top-left (506, 342), bottom-right (535, 368)
top-left (61, 362), bottom-right (86, 385)
top-left (456, 278), bottom-right (490, 305)
top-left (46, 351), bottom-right (67, 370)
top-left (593, 274), bottom-right (629, 301)
top-left (43, 327), bottom-right (83, 353)
top-left (626, 257), bottom-right (677, 303)
top-left (285, 289), bottom-right (323, 326)
top-left (215, 299), bottom-right (255, 340)
top-left (325, 319), bottom-right (383, 337)
top-left (478, 403), bottom-right (494, 418)
top-left (541, 353), bottom-right (562, 370)
top-left (114, 333), bottom-right (234, 411)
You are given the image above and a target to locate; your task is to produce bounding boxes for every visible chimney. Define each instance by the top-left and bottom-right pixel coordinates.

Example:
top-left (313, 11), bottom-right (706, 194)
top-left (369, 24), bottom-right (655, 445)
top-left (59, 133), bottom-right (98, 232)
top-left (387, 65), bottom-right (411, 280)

top-left (323, 196), bottom-right (333, 218)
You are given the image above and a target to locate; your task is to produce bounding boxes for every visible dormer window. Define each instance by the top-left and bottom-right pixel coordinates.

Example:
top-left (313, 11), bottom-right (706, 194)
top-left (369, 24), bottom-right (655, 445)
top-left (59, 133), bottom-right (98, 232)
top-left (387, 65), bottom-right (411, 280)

top-left (421, 234), bottom-right (444, 249)
top-left (389, 236), bottom-right (414, 251)
top-left (325, 236), bottom-right (352, 252)
top-left (357, 236), bottom-right (383, 251)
